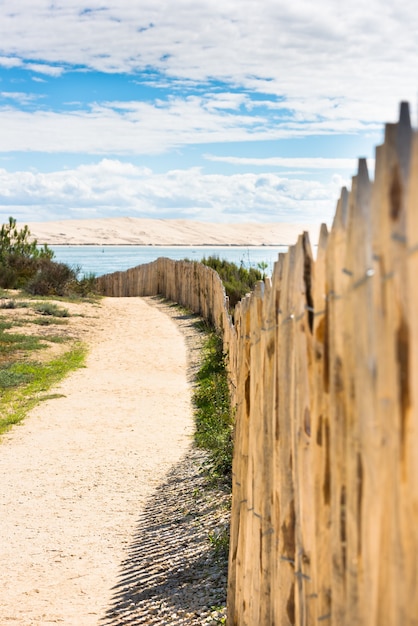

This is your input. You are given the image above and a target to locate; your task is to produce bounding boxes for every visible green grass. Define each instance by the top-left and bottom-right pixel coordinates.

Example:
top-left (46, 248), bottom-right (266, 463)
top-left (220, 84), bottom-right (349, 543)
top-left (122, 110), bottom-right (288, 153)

top-left (193, 323), bottom-right (233, 485)
top-left (0, 364), bottom-right (34, 388)
top-left (33, 302), bottom-right (70, 317)
top-left (208, 525), bottom-right (230, 562)
top-left (0, 299), bottom-right (31, 310)
top-left (0, 318), bottom-right (13, 331)
top-left (0, 329), bottom-right (47, 358)
top-left (0, 344), bottom-right (86, 435)
top-left (0, 289), bottom-right (90, 436)
top-left (31, 317), bottom-right (68, 326)
top-left (191, 320), bottom-right (232, 613)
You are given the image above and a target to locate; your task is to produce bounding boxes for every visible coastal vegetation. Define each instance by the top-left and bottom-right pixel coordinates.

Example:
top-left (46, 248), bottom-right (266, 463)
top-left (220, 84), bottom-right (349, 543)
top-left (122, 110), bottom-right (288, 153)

top-left (0, 216), bottom-right (96, 297)
top-left (191, 317), bottom-right (232, 605)
top-left (0, 290), bottom-right (88, 435)
top-left (200, 255), bottom-right (265, 309)
top-left (193, 321), bottom-right (233, 486)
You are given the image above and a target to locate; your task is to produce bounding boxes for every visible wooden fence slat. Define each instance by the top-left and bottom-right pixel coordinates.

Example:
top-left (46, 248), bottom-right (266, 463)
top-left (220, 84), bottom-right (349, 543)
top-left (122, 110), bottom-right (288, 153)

top-left (344, 159), bottom-right (374, 625)
top-left (315, 224), bottom-right (331, 620)
top-left (259, 276), bottom-right (275, 626)
top-left (405, 129), bottom-right (418, 625)
top-left (286, 234), bottom-right (311, 626)
top-left (274, 244), bottom-right (298, 626)
top-left (370, 116), bottom-right (411, 626)
top-left (325, 185), bottom-right (350, 626)
top-left (228, 294), bottom-right (252, 625)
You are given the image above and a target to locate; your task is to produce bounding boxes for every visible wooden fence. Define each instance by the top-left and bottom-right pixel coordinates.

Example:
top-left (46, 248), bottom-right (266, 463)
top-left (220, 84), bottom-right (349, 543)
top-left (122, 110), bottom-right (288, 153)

top-left (97, 102), bottom-right (418, 625)
top-left (96, 256), bottom-right (237, 375)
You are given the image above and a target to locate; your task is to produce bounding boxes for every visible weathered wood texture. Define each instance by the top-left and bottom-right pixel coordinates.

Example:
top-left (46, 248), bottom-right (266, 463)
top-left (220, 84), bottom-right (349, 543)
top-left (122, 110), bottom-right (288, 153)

top-left (97, 103), bottom-right (418, 625)
top-left (228, 104), bottom-right (418, 626)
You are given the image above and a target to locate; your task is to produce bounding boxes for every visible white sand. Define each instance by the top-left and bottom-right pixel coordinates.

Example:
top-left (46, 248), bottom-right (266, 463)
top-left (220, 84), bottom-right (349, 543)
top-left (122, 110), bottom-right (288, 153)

top-left (23, 217), bottom-right (321, 247)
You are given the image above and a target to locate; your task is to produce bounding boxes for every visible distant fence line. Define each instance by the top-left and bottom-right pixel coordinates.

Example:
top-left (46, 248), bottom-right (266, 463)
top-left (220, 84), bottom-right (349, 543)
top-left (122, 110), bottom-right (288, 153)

top-left (96, 255), bottom-right (236, 363)
top-left (97, 102), bottom-right (418, 625)
top-left (96, 257), bottom-right (238, 392)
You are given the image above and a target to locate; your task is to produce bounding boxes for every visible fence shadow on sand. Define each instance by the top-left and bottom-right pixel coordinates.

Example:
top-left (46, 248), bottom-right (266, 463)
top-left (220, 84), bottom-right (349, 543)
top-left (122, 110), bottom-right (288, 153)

top-left (99, 448), bottom-right (228, 626)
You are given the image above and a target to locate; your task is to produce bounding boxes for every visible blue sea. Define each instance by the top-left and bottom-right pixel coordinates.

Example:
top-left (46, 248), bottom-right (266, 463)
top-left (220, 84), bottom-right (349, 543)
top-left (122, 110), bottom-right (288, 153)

top-left (49, 245), bottom-right (289, 278)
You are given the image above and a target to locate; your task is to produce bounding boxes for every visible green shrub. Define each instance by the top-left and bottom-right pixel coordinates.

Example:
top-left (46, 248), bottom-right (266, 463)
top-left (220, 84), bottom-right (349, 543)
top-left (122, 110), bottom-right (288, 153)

top-left (0, 217), bottom-right (54, 290)
top-left (25, 259), bottom-right (77, 296)
top-left (201, 256), bottom-right (265, 310)
top-left (0, 217), bottom-right (99, 297)
top-left (72, 272), bottom-right (99, 297)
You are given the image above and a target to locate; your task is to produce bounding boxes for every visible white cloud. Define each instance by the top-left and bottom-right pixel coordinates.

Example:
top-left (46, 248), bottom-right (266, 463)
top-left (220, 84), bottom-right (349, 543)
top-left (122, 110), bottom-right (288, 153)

top-left (0, 0), bottom-right (416, 123)
top-left (0, 91), bottom-right (41, 105)
top-left (0, 159), bottom-right (344, 224)
top-left (0, 93), bottom-right (383, 155)
top-left (204, 154), bottom-right (374, 171)
top-left (25, 63), bottom-right (65, 77)
top-left (0, 56), bottom-right (22, 69)
top-left (204, 93), bottom-right (249, 111)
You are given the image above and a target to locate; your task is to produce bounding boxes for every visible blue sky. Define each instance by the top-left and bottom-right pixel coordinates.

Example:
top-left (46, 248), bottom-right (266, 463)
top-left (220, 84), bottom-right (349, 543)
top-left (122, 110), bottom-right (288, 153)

top-left (0, 0), bottom-right (417, 225)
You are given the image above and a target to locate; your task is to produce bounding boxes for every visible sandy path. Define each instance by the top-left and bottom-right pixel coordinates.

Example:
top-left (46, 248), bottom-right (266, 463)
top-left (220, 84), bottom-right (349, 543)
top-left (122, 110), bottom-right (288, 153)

top-left (0, 297), bottom-right (195, 625)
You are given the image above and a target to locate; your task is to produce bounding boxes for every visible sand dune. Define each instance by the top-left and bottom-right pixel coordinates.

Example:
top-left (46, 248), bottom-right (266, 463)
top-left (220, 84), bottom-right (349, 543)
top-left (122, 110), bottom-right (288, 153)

top-left (24, 217), bottom-right (321, 247)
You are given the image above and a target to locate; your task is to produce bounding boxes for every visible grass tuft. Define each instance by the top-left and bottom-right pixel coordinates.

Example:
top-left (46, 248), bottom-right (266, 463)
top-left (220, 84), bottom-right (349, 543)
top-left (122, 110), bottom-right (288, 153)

top-left (208, 525), bottom-right (230, 562)
top-left (0, 364), bottom-right (34, 389)
top-left (0, 330), bottom-right (47, 358)
top-left (33, 302), bottom-right (70, 317)
top-left (0, 344), bottom-right (86, 435)
top-left (193, 327), bottom-right (233, 486)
